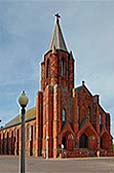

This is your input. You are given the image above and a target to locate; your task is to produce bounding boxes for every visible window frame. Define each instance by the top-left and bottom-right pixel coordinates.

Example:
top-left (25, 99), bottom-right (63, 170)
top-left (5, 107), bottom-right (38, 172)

top-left (62, 109), bottom-right (66, 122)
top-left (87, 106), bottom-right (91, 120)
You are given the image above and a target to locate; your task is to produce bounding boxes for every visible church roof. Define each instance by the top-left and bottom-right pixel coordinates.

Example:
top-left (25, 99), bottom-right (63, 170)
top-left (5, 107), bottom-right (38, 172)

top-left (4, 107), bottom-right (36, 129)
top-left (49, 14), bottom-right (68, 52)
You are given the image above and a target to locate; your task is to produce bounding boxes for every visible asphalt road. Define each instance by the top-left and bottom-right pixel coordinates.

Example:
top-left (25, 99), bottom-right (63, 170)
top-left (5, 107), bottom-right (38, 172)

top-left (0, 156), bottom-right (114, 173)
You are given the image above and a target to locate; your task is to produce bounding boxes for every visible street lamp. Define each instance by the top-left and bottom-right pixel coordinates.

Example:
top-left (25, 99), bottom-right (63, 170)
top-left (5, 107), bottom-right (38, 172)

top-left (18, 91), bottom-right (29, 173)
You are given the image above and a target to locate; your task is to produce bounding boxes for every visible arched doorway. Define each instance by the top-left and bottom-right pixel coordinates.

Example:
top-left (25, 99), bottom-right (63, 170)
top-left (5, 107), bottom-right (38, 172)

top-left (62, 137), bottom-right (66, 149)
top-left (100, 138), bottom-right (103, 149)
top-left (79, 134), bottom-right (88, 148)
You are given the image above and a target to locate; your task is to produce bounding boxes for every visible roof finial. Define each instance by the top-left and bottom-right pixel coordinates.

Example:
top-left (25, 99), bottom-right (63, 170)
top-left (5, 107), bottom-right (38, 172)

top-left (55, 13), bottom-right (61, 22)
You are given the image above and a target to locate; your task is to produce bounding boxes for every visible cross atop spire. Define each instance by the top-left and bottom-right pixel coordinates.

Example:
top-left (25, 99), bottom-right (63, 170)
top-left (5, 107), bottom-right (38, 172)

top-left (48, 14), bottom-right (68, 52)
top-left (55, 13), bottom-right (61, 22)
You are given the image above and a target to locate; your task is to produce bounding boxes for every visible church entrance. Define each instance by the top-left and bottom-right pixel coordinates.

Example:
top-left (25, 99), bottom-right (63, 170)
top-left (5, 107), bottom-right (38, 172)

top-left (62, 137), bottom-right (66, 149)
top-left (79, 134), bottom-right (88, 148)
top-left (100, 138), bottom-right (103, 149)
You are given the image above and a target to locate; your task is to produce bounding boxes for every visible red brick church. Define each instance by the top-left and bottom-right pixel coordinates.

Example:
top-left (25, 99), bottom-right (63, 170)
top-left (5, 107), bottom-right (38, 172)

top-left (0, 15), bottom-right (113, 158)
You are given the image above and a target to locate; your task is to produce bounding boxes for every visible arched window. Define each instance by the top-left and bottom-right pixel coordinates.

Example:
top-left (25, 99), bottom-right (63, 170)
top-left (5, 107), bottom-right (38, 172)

top-left (88, 107), bottom-right (91, 120)
top-left (46, 59), bottom-right (50, 78)
top-left (34, 123), bottom-right (36, 140)
top-left (2, 133), bottom-right (5, 154)
top-left (61, 58), bottom-right (65, 76)
top-left (62, 109), bottom-right (66, 129)
top-left (14, 128), bottom-right (17, 142)
top-left (9, 130), bottom-right (12, 143)
top-left (78, 106), bottom-right (80, 122)
top-left (78, 106), bottom-right (80, 129)
top-left (99, 114), bottom-right (102, 132)
top-left (62, 109), bottom-right (66, 122)
top-left (99, 114), bottom-right (102, 125)
top-left (27, 124), bottom-right (31, 141)
top-left (6, 132), bottom-right (9, 154)
top-left (10, 131), bottom-right (13, 154)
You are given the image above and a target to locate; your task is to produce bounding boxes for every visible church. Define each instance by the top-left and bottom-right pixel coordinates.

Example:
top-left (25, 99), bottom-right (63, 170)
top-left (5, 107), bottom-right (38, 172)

top-left (0, 15), bottom-right (113, 158)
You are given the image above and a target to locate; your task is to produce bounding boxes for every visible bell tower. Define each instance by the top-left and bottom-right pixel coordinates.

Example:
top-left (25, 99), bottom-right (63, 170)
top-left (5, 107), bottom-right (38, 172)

top-left (36, 14), bottom-right (76, 158)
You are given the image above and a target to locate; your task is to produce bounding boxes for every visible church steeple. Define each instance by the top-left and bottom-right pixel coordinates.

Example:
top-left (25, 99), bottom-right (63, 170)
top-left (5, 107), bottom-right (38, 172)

top-left (41, 14), bottom-right (74, 91)
top-left (49, 14), bottom-right (68, 52)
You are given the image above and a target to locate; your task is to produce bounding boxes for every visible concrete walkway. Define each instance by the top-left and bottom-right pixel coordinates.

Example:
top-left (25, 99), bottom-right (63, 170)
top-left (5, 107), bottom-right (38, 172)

top-left (0, 155), bottom-right (114, 173)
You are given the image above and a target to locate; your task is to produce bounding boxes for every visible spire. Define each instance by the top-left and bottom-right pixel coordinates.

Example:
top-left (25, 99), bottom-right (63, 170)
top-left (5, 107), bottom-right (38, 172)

top-left (49, 14), bottom-right (68, 52)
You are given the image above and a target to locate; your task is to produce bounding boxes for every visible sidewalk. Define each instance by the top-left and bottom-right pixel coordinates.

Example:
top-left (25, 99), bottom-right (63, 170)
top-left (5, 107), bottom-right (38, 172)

top-left (0, 155), bottom-right (114, 173)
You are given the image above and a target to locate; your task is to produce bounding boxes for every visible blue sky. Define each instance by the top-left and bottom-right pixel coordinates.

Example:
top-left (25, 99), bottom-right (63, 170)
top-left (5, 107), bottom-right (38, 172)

top-left (0, 1), bottom-right (114, 139)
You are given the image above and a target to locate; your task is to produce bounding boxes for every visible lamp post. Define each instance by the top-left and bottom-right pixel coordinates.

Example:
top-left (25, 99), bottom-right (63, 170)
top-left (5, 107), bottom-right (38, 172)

top-left (18, 91), bottom-right (29, 173)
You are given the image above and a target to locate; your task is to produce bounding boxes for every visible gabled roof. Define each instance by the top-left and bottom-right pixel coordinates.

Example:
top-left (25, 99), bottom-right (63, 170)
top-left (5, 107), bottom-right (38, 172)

top-left (4, 107), bottom-right (36, 129)
top-left (49, 14), bottom-right (68, 52)
top-left (75, 82), bottom-right (93, 97)
top-left (100, 127), bottom-right (113, 139)
top-left (78, 118), bottom-right (99, 138)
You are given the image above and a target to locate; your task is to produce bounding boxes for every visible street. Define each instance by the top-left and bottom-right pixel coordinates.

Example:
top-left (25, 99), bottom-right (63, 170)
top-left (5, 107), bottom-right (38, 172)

top-left (0, 156), bottom-right (114, 173)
